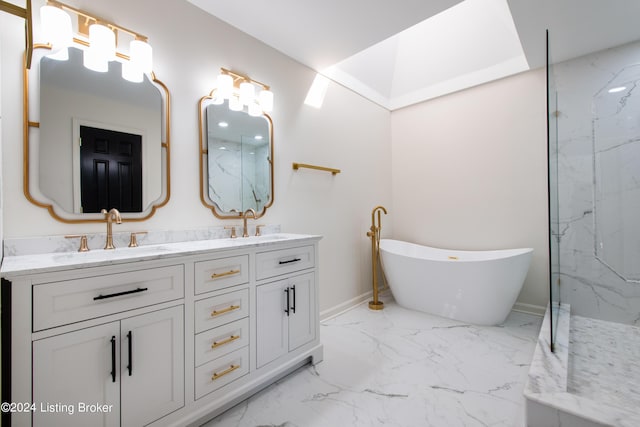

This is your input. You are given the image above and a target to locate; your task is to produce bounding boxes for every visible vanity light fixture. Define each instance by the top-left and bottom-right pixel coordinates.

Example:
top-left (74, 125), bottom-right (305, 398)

top-left (39, 0), bottom-right (153, 82)
top-left (214, 68), bottom-right (274, 115)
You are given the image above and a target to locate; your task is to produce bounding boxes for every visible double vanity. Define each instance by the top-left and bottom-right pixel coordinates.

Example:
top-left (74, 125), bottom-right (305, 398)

top-left (1, 233), bottom-right (322, 426)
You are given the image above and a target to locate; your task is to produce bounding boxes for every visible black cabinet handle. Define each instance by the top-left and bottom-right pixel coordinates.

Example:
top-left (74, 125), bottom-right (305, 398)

top-left (94, 287), bottom-right (148, 301)
top-left (278, 258), bottom-right (301, 265)
top-left (127, 331), bottom-right (133, 376)
top-left (110, 335), bottom-right (116, 383)
top-left (291, 285), bottom-right (296, 314)
top-left (284, 288), bottom-right (290, 316)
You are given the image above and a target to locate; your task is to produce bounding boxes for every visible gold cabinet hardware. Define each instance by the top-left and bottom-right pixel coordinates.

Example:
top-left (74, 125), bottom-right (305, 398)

top-left (211, 305), bottom-right (240, 317)
top-left (211, 335), bottom-right (240, 349)
top-left (65, 234), bottom-right (89, 252)
top-left (211, 364), bottom-right (239, 381)
top-left (211, 269), bottom-right (241, 280)
top-left (128, 231), bottom-right (147, 247)
top-left (292, 162), bottom-right (341, 175)
top-left (255, 224), bottom-right (265, 236)
top-left (224, 226), bottom-right (238, 239)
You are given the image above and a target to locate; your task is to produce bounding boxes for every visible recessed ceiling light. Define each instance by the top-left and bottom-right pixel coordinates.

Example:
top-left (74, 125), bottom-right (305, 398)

top-left (218, 121), bottom-right (229, 127)
top-left (219, 146), bottom-right (226, 150)
top-left (255, 135), bottom-right (263, 140)
top-left (608, 86), bottom-right (626, 93)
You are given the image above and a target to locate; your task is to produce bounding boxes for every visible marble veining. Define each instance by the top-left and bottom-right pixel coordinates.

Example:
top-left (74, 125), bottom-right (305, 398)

top-left (0, 231), bottom-right (315, 277)
top-left (553, 40), bottom-right (640, 324)
top-left (525, 305), bottom-right (640, 427)
top-left (2, 224), bottom-right (280, 257)
top-left (203, 298), bottom-right (542, 427)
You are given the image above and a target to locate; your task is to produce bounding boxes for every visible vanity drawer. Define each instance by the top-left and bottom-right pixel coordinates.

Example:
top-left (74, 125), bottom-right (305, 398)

top-left (194, 255), bottom-right (249, 295)
top-left (33, 265), bottom-right (184, 331)
top-left (195, 318), bottom-right (249, 367)
top-left (195, 288), bottom-right (249, 333)
top-left (256, 245), bottom-right (315, 280)
top-left (195, 347), bottom-right (249, 400)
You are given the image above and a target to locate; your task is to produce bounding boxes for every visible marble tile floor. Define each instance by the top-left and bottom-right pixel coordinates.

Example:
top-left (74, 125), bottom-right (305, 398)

top-left (202, 299), bottom-right (542, 427)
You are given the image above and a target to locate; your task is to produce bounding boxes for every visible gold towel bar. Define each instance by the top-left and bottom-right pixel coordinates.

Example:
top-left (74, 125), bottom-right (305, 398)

top-left (292, 163), bottom-right (341, 175)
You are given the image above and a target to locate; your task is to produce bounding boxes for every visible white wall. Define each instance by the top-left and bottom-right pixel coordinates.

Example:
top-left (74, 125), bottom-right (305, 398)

top-left (0, 0), bottom-right (393, 314)
top-left (390, 69), bottom-right (549, 311)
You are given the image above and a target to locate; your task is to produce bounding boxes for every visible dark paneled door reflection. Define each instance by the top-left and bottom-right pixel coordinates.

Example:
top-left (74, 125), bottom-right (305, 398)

top-left (80, 125), bottom-right (142, 213)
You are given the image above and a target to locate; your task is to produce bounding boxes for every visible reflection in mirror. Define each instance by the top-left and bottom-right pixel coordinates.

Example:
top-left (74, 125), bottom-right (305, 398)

top-left (25, 45), bottom-right (171, 222)
top-left (199, 95), bottom-right (273, 219)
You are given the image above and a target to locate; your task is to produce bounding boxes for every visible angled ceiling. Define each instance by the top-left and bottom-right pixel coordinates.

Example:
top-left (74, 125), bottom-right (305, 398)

top-left (186, 0), bottom-right (640, 111)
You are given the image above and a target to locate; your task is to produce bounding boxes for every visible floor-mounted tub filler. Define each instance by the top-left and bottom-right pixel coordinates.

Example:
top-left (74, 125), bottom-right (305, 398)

top-left (379, 239), bottom-right (533, 326)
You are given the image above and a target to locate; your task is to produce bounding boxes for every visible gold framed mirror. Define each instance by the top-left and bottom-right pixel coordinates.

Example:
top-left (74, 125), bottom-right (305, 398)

top-left (24, 43), bottom-right (171, 223)
top-left (198, 88), bottom-right (274, 219)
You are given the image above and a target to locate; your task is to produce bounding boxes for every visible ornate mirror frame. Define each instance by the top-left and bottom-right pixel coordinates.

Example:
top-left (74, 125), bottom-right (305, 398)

top-left (23, 43), bottom-right (171, 223)
top-left (198, 89), bottom-right (274, 219)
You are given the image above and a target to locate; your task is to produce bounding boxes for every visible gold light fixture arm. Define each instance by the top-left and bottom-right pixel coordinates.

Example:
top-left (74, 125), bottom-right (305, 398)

top-left (46, 0), bottom-right (148, 42)
top-left (220, 67), bottom-right (270, 90)
top-left (1, 0), bottom-right (33, 68)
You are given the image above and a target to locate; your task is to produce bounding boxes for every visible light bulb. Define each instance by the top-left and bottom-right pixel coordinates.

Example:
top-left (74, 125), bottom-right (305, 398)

top-left (89, 24), bottom-right (116, 62)
top-left (217, 74), bottom-right (233, 99)
top-left (130, 39), bottom-right (153, 74)
top-left (83, 49), bottom-right (108, 72)
top-left (239, 81), bottom-right (255, 106)
top-left (122, 61), bottom-right (143, 83)
top-left (248, 101), bottom-right (262, 117)
top-left (259, 89), bottom-right (274, 112)
top-left (40, 5), bottom-right (72, 56)
top-left (229, 95), bottom-right (243, 111)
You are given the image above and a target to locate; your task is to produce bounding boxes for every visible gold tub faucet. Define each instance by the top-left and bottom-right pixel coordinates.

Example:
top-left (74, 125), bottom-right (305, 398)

top-left (101, 208), bottom-right (122, 249)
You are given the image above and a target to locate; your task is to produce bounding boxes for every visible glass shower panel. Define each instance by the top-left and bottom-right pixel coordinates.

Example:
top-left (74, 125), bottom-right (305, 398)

top-left (547, 30), bottom-right (561, 350)
top-left (592, 65), bottom-right (640, 284)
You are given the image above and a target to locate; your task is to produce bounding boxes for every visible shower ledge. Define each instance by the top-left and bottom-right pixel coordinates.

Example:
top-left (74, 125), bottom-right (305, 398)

top-left (524, 303), bottom-right (640, 427)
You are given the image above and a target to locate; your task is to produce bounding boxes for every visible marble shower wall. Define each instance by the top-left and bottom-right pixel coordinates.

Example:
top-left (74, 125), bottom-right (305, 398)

top-left (554, 40), bottom-right (640, 325)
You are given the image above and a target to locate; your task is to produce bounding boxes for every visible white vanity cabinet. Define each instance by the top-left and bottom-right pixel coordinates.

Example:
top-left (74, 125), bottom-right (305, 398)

top-left (1, 233), bottom-right (322, 427)
top-left (256, 272), bottom-right (315, 368)
top-left (32, 305), bottom-right (184, 427)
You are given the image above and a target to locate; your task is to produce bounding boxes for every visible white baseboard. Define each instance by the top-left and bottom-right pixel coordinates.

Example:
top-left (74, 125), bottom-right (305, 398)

top-left (512, 302), bottom-right (546, 317)
top-left (320, 290), bottom-right (372, 321)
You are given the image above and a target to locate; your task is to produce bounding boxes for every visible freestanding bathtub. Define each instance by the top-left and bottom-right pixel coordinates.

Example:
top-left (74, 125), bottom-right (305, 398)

top-left (379, 239), bottom-right (533, 326)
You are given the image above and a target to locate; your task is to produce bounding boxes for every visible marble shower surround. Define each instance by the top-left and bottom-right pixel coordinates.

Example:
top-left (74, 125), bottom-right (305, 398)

top-left (554, 39), bottom-right (640, 324)
top-left (204, 298), bottom-right (542, 427)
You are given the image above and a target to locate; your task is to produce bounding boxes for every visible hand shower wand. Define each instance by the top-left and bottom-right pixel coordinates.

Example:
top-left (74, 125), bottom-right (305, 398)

top-left (367, 205), bottom-right (387, 310)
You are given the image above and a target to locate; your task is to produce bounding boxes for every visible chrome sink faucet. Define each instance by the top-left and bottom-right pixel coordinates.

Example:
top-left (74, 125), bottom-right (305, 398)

top-left (101, 208), bottom-right (122, 249)
top-left (241, 208), bottom-right (257, 237)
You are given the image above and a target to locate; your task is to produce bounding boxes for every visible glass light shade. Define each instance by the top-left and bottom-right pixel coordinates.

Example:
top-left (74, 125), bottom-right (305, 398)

top-left (40, 5), bottom-right (72, 52)
top-left (122, 61), bottom-right (143, 83)
top-left (228, 95), bottom-right (243, 112)
top-left (239, 81), bottom-right (255, 106)
top-left (258, 89), bottom-right (274, 112)
top-left (89, 24), bottom-right (116, 62)
top-left (83, 49), bottom-right (108, 72)
top-left (130, 39), bottom-right (153, 73)
top-left (217, 74), bottom-right (234, 99)
top-left (248, 101), bottom-right (262, 117)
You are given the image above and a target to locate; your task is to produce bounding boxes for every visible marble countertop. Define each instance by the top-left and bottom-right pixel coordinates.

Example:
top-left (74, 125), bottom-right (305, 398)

top-left (1, 233), bottom-right (321, 277)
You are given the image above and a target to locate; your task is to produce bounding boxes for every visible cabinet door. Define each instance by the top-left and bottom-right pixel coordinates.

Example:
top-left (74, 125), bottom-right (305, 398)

top-left (120, 305), bottom-right (184, 427)
top-left (256, 279), bottom-right (288, 368)
top-left (33, 322), bottom-right (120, 427)
top-left (288, 272), bottom-right (315, 351)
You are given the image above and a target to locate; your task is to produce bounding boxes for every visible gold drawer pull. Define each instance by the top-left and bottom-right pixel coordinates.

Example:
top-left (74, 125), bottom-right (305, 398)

top-left (211, 364), bottom-right (240, 381)
top-left (211, 334), bottom-right (240, 349)
top-left (211, 304), bottom-right (240, 317)
top-left (211, 269), bottom-right (241, 280)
